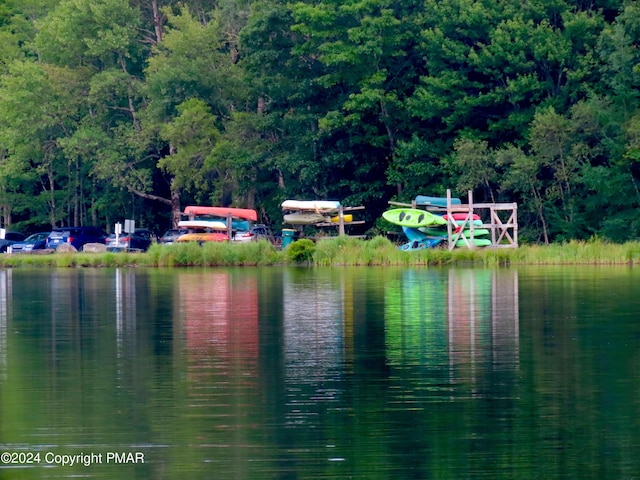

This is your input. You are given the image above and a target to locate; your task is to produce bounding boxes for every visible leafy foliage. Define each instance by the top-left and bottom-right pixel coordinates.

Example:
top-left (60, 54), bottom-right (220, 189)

top-left (287, 238), bottom-right (316, 263)
top-left (0, 0), bottom-right (637, 244)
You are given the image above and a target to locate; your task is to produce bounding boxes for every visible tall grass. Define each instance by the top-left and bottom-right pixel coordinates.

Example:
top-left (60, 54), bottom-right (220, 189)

top-left (1, 237), bottom-right (639, 268)
top-left (508, 239), bottom-right (640, 265)
top-left (146, 240), bottom-right (285, 267)
top-left (309, 237), bottom-right (640, 266)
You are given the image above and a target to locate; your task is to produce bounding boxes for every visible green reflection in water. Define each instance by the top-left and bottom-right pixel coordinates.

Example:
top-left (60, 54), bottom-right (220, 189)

top-left (0, 267), bottom-right (638, 479)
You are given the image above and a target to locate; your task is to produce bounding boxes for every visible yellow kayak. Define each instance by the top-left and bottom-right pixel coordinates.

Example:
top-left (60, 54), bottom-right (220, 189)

top-left (177, 232), bottom-right (228, 243)
top-left (330, 214), bottom-right (353, 223)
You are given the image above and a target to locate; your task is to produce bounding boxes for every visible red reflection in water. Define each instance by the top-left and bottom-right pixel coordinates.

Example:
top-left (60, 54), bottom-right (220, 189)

top-left (181, 272), bottom-right (259, 360)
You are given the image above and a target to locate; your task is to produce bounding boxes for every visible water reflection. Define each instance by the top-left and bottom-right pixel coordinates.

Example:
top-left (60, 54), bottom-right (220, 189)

top-left (0, 269), bottom-right (9, 380)
top-left (447, 269), bottom-right (520, 384)
top-left (1, 266), bottom-right (639, 479)
top-left (283, 269), bottom-right (345, 422)
top-left (181, 271), bottom-right (258, 359)
top-left (384, 269), bottom-right (520, 398)
top-left (115, 268), bottom-right (137, 360)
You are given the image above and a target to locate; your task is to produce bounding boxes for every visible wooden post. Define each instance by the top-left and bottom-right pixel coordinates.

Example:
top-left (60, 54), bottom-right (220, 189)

top-left (446, 189), bottom-right (453, 251)
top-left (338, 205), bottom-right (345, 236)
top-left (467, 190), bottom-right (475, 250)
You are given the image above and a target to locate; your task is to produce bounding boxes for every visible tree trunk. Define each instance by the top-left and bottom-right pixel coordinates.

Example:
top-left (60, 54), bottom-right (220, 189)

top-left (380, 98), bottom-right (402, 196)
top-left (171, 181), bottom-right (181, 228)
top-left (278, 169), bottom-right (285, 189)
top-left (74, 158), bottom-right (80, 226)
top-left (484, 179), bottom-right (496, 203)
top-left (152, 0), bottom-right (163, 43)
top-left (532, 185), bottom-right (549, 245)
top-left (47, 168), bottom-right (56, 228)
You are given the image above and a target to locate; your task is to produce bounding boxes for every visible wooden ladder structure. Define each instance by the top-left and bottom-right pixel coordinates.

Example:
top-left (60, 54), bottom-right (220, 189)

top-left (442, 190), bottom-right (518, 250)
top-left (389, 190), bottom-right (518, 250)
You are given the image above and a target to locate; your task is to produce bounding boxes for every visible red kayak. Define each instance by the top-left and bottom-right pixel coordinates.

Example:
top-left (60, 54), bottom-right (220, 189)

top-left (443, 213), bottom-right (481, 221)
top-left (183, 205), bottom-right (258, 221)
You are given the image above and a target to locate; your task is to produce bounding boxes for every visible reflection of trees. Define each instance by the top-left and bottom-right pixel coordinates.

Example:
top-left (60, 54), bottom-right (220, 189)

top-left (518, 267), bottom-right (640, 479)
top-left (448, 269), bottom-right (520, 384)
top-left (3, 267), bottom-right (638, 479)
top-left (0, 269), bottom-right (176, 478)
top-left (282, 269), bottom-right (345, 424)
top-left (378, 269), bottom-right (521, 478)
top-left (384, 268), bottom-right (520, 392)
top-left (0, 270), bottom-right (9, 380)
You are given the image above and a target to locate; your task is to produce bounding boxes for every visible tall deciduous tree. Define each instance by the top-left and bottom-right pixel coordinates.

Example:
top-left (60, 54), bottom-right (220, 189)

top-left (498, 144), bottom-right (550, 243)
top-left (0, 61), bottom-right (87, 227)
top-left (446, 137), bottom-right (500, 203)
top-left (159, 98), bottom-right (222, 203)
top-left (142, 5), bottom-right (241, 224)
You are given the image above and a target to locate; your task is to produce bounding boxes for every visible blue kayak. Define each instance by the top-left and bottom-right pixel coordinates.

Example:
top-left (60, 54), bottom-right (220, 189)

top-left (414, 195), bottom-right (461, 207)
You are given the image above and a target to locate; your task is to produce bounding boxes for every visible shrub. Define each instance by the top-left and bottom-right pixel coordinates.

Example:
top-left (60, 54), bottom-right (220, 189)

top-left (287, 239), bottom-right (316, 263)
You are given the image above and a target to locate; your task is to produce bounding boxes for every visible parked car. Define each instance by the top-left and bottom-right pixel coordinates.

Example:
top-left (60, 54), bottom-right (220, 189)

top-left (10, 232), bottom-right (50, 253)
top-left (232, 229), bottom-right (254, 242)
top-left (159, 228), bottom-right (188, 244)
top-left (46, 226), bottom-right (108, 251)
top-left (106, 229), bottom-right (156, 252)
top-left (233, 224), bottom-right (278, 244)
top-left (251, 224), bottom-right (278, 242)
top-left (0, 231), bottom-right (26, 252)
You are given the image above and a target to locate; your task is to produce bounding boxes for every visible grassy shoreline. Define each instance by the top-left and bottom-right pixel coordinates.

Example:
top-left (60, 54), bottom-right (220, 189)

top-left (1, 236), bottom-right (640, 268)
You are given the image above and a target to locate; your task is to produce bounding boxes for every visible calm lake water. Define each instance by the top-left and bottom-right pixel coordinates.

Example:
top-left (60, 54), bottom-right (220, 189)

top-left (0, 266), bottom-right (639, 479)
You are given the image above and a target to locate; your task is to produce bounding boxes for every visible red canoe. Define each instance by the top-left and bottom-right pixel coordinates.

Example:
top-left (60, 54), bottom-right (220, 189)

top-left (183, 205), bottom-right (258, 222)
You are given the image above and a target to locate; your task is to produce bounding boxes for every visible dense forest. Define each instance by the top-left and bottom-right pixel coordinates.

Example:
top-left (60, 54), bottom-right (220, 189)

top-left (0, 0), bottom-right (639, 243)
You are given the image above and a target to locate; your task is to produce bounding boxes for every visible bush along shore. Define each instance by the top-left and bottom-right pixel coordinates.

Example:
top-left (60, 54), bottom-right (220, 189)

top-left (2, 236), bottom-right (640, 268)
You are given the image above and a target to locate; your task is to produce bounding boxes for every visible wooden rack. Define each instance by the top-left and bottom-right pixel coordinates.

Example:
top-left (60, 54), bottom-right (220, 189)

top-left (315, 205), bottom-right (366, 236)
top-left (389, 190), bottom-right (518, 250)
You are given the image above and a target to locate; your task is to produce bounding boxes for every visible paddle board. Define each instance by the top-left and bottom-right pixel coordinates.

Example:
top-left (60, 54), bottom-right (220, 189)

top-left (382, 209), bottom-right (437, 227)
top-left (284, 212), bottom-right (329, 224)
top-left (415, 195), bottom-right (461, 207)
top-left (183, 205), bottom-right (258, 221)
top-left (281, 200), bottom-right (341, 212)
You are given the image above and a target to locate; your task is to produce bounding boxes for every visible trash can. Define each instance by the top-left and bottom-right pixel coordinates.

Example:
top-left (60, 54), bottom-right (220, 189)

top-left (281, 229), bottom-right (295, 248)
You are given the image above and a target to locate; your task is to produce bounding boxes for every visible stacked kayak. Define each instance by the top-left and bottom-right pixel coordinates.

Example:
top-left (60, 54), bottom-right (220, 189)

top-left (281, 199), bottom-right (341, 225)
top-left (383, 196), bottom-right (491, 250)
top-left (382, 208), bottom-right (446, 228)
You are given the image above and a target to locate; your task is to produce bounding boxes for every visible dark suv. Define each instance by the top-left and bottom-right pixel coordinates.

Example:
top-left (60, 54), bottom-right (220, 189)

top-left (0, 231), bottom-right (26, 252)
top-left (106, 228), bottom-right (156, 252)
top-left (46, 227), bottom-right (109, 251)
